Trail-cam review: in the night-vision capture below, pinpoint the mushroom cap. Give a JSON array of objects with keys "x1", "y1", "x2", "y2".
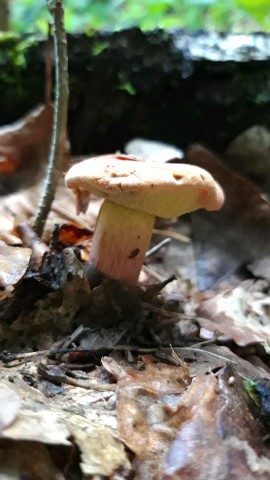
[{"x1": 65, "y1": 154, "x2": 224, "y2": 217}]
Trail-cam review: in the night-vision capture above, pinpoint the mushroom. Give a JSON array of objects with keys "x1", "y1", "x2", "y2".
[{"x1": 65, "y1": 154, "x2": 224, "y2": 286}]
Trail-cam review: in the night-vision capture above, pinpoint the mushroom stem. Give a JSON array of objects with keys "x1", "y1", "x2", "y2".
[{"x1": 89, "y1": 199, "x2": 155, "y2": 285}]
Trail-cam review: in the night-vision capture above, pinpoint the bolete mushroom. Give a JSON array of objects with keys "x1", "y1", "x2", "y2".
[{"x1": 65, "y1": 154, "x2": 224, "y2": 286}]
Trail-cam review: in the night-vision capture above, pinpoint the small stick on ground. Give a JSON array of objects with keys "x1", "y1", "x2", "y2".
[
  {"x1": 152, "y1": 228, "x2": 190, "y2": 243},
  {"x1": 145, "y1": 237, "x2": 171, "y2": 258},
  {"x1": 33, "y1": 0, "x2": 69, "y2": 236}
]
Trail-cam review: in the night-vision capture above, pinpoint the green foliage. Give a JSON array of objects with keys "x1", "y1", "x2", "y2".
[
  {"x1": 235, "y1": 0, "x2": 270, "y2": 27},
  {"x1": 0, "y1": 34, "x2": 38, "y2": 108},
  {"x1": 243, "y1": 378, "x2": 260, "y2": 407},
  {"x1": 10, "y1": 1, "x2": 49, "y2": 34},
  {"x1": 10, "y1": 0, "x2": 269, "y2": 33}
]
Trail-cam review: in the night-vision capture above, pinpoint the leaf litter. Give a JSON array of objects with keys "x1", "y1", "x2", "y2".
[{"x1": 1, "y1": 108, "x2": 270, "y2": 478}]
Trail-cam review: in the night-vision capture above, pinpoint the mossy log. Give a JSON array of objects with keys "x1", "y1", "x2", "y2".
[{"x1": 1, "y1": 29, "x2": 270, "y2": 155}]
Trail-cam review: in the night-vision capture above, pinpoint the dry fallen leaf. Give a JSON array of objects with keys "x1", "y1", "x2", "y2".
[
  {"x1": 197, "y1": 280, "x2": 270, "y2": 346},
  {"x1": 186, "y1": 144, "x2": 270, "y2": 289},
  {"x1": 170, "y1": 344, "x2": 270, "y2": 381},
  {"x1": 58, "y1": 222, "x2": 93, "y2": 246},
  {"x1": 116, "y1": 356, "x2": 191, "y2": 478},
  {"x1": 0, "y1": 104, "x2": 53, "y2": 178},
  {"x1": 0, "y1": 166, "x2": 100, "y2": 240},
  {"x1": 204, "y1": 344, "x2": 270, "y2": 381},
  {"x1": 0, "y1": 363, "x2": 130, "y2": 479},
  {"x1": 0, "y1": 387, "x2": 21, "y2": 433},
  {"x1": 68, "y1": 415, "x2": 129, "y2": 477},
  {"x1": 162, "y1": 366, "x2": 270, "y2": 480},
  {"x1": 0, "y1": 240, "x2": 31, "y2": 297}
]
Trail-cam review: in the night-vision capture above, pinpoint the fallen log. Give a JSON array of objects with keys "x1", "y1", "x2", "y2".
[{"x1": 0, "y1": 29, "x2": 270, "y2": 155}]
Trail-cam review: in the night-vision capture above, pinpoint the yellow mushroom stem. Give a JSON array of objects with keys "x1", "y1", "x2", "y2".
[{"x1": 89, "y1": 199, "x2": 155, "y2": 285}]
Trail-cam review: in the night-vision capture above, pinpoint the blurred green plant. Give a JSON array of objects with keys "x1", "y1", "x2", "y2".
[
  {"x1": 9, "y1": 0, "x2": 269, "y2": 33},
  {"x1": 235, "y1": 0, "x2": 270, "y2": 28}
]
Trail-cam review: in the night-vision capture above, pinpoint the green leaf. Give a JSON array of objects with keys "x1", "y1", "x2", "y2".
[{"x1": 235, "y1": 0, "x2": 270, "y2": 23}]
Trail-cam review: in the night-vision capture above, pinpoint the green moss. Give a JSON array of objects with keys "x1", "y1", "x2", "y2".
[
  {"x1": 92, "y1": 39, "x2": 109, "y2": 56},
  {"x1": 116, "y1": 72, "x2": 136, "y2": 96},
  {"x1": 232, "y1": 70, "x2": 270, "y2": 104}
]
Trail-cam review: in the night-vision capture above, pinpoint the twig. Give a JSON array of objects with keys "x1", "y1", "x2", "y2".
[
  {"x1": 141, "y1": 265, "x2": 167, "y2": 282},
  {"x1": 33, "y1": 0, "x2": 69, "y2": 236},
  {"x1": 146, "y1": 237, "x2": 171, "y2": 258},
  {"x1": 152, "y1": 228, "x2": 190, "y2": 243},
  {"x1": 38, "y1": 362, "x2": 116, "y2": 390},
  {"x1": 45, "y1": 22, "x2": 52, "y2": 105},
  {"x1": 142, "y1": 302, "x2": 212, "y2": 323}
]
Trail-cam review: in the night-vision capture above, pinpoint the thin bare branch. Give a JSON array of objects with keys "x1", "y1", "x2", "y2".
[{"x1": 33, "y1": 0, "x2": 69, "y2": 236}]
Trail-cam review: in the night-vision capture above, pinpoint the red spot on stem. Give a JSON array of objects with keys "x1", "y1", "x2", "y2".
[{"x1": 128, "y1": 248, "x2": 140, "y2": 259}]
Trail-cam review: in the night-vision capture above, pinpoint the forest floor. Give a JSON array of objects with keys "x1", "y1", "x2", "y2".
[{"x1": 0, "y1": 104, "x2": 270, "y2": 479}]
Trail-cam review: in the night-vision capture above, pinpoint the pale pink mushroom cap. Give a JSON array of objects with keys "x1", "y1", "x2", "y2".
[{"x1": 65, "y1": 154, "x2": 224, "y2": 217}]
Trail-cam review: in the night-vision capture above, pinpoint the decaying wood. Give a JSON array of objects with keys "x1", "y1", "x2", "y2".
[{"x1": 0, "y1": 30, "x2": 269, "y2": 157}]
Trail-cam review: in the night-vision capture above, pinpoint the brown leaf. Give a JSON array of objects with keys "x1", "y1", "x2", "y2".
[
  {"x1": 187, "y1": 144, "x2": 268, "y2": 214},
  {"x1": 68, "y1": 416, "x2": 130, "y2": 477},
  {"x1": 0, "y1": 163, "x2": 99, "y2": 241},
  {"x1": 58, "y1": 223, "x2": 93, "y2": 246},
  {"x1": 0, "y1": 241, "x2": 31, "y2": 296},
  {"x1": 186, "y1": 144, "x2": 270, "y2": 289},
  {"x1": 197, "y1": 280, "x2": 270, "y2": 346},
  {"x1": 117, "y1": 358, "x2": 191, "y2": 478},
  {"x1": 0, "y1": 232, "x2": 22, "y2": 246},
  {"x1": 0, "y1": 104, "x2": 53, "y2": 175},
  {"x1": 203, "y1": 344, "x2": 270, "y2": 381},
  {"x1": 162, "y1": 367, "x2": 270, "y2": 480}
]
